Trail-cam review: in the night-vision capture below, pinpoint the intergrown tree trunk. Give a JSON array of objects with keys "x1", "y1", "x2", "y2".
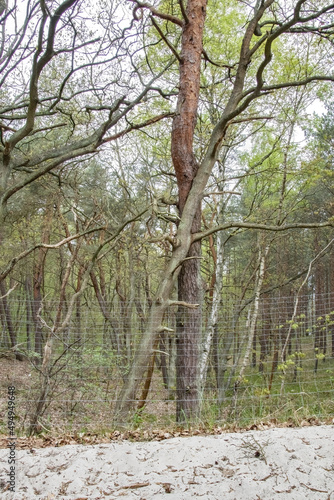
[
  {"x1": 115, "y1": 0, "x2": 319, "y2": 421},
  {"x1": 171, "y1": 0, "x2": 207, "y2": 422}
]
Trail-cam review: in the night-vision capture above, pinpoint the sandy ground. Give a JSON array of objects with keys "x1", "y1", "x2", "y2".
[{"x1": 0, "y1": 425, "x2": 333, "y2": 499}]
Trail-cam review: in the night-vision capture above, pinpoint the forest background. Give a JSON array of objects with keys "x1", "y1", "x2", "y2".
[{"x1": 0, "y1": 0, "x2": 334, "y2": 436}]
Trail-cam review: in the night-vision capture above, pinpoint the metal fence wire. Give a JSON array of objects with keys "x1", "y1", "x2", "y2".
[{"x1": 1, "y1": 293, "x2": 334, "y2": 434}]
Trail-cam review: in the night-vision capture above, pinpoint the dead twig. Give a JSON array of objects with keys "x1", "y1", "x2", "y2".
[{"x1": 119, "y1": 482, "x2": 150, "y2": 490}]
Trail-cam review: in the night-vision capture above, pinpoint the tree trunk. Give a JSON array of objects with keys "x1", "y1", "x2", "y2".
[
  {"x1": 0, "y1": 280, "x2": 18, "y2": 355},
  {"x1": 32, "y1": 206, "x2": 52, "y2": 359},
  {"x1": 235, "y1": 242, "x2": 269, "y2": 387},
  {"x1": 259, "y1": 296, "x2": 271, "y2": 372},
  {"x1": 159, "y1": 332, "x2": 169, "y2": 388},
  {"x1": 25, "y1": 277, "x2": 33, "y2": 351},
  {"x1": 176, "y1": 231, "x2": 202, "y2": 421},
  {"x1": 90, "y1": 270, "x2": 120, "y2": 351},
  {"x1": 199, "y1": 211, "x2": 224, "y2": 389},
  {"x1": 171, "y1": 0, "x2": 207, "y2": 423}
]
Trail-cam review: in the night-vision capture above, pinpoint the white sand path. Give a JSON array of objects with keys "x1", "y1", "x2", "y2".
[{"x1": 0, "y1": 425, "x2": 333, "y2": 499}]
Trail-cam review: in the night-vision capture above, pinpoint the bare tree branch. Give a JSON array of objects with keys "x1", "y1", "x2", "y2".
[
  {"x1": 0, "y1": 206, "x2": 150, "y2": 281},
  {"x1": 129, "y1": 0, "x2": 183, "y2": 26},
  {"x1": 193, "y1": 220, "x2": 334, "y2": 243}
]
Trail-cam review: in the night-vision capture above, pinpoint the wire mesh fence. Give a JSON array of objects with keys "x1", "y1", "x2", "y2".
[{"x1": 1, "y1": 292, "x2": 334, "y2": 435}]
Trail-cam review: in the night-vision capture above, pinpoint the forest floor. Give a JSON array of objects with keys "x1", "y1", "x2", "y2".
[{"x1": 0, "y1": 424, "x2": 333, "y2": 499}]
